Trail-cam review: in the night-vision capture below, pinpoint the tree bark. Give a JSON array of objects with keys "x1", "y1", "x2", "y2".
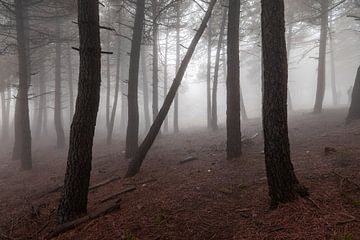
[
  {"x1": 105, "y1": 8, "x2": 111, "y2": 130},
  {"x1": 141, "y1": 47, "x2": 151, "y2": 130},
  {"x1": 313, "y1": 0, "x2": 328, "y2": 113},
  {"x1": 174, "y1": 1, "x2": 181, "y2": 134},
  {"x1": 67, "y1": 46, "x2": 75, "y2": 121},
  {"x1": 125, "y1": 0, "x2": 217, "y2": 177},
  {"x1": 346, "y1": 66, "x2": 360, "y2": 123},
  {"x1": 211, "y1": 6, "x2": 227, "y2": 131},
  {"x1": 152, "y1": 0, "x2": 159, "y2": 122},
  {"x1": 125, "y1": 0, "x2": 145, "y2": 158},
  {"x1": 35, "y1": 60, "x2": 46, "y2": 138},
  {"x1": 54, "y1": 17, "x2": 65, "y2": 148},
  {"x1": 163, "y1": 27, "x2": 169, "y2": 133},
  {"x1": 329, "y1": 11, "x2": 337, "y2": 106},
  {"x1": 106, "y1": 38, "x2": 121, "y2": 145},
  {"x1": 13, "y1": 0, "x2": 32, "y2": 169},
  {"x1": 207, "y1": 19, "x2": 212, "y2": 129},
  {"x1": 226, "y1": 0, "x2": 241, "y2": 159},
  {"x1": 57, "y1": 0, "x2": 101, "y2": 223},
  {"x1": 286, "y1": 23, "x2": 294, "y2": 111},
  {"x1": 1, "y1": 89, "x2": 9, "y2": 139},
  {"x1": 261, "y1": 0, "x2": 308, "y2": 205}
]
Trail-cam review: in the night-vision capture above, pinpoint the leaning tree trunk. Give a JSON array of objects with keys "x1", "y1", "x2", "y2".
[
  {"x1": 107, "y1": 38, "x2": 121, "y2": 145},
  {"x1": 126, "y1": 0, "x2": 217, "y2": 177},
  {"x1": 141, "y1": 47, "x2": 151, "y2": 130},
  {"x1": 207, "y1": 20, "x2": 212, "y2": 129},
  {"x1": 226, "y1": 0, "x2": 241, "y2": 159},
  {"x1": 174, "y1": 1, "x2": 181, "y2": 134},
  {"x1": 57, "y1": 0, "x2": 102, "y2": 224},
  {"x1": 125, "y1": 0, "x2": 145, "y2": 158},
  {"x1": 346, "y1": 66, "x2": 360, "y2": 124},
  {"x1": 211, "y1": 6, "x2": 227, "y2": 131},
  {"x1": 313, "y1": 0, "x2": 328, "y2": 113},
  {"x1": 54, "y1": 17, "x2": 65, "y2": 148},
  {"x1": 163, "y1": 27, "x2": 169, "y2": 133},
  {"x1": 13, "y1": 0, "x2": 32, "y2": 169},
  {"x1": 152, "y1": 0, "x2": 159, "y2": 122},
  {"x1": 261, "y1": 0, "x2": 308, "y2": 206}
]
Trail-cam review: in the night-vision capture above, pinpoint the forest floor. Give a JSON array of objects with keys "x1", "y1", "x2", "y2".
[{"x1": 0, "y1": 108, "x2": 360, "y2": 240}]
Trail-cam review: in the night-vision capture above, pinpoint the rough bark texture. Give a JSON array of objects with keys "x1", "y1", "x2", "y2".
[
  {"x1": 152, "y1": 0, "x2": 159, "y2": 122},
  {"x1": 226, "y1": 0, "x2": 241, "y2": 159},
  {"x1": 57, "y1": 0, "x2": 101, "y2": 223},
  {"x1": 346, "y1": 66, "x2": 360, "y2": 124},
  {"x1": 54, "y1": 17, "x2": 65, "y2": 148},
  {"x1": 125, "y1": 0, "x2": 217, "y2": 177},
  {"x1": 107, "y1": 39, "x2": 121, "y2": 145},
  {"x1": 13, "y1": 0, "x2": 32, "y2": 169},
  {"x1": 207, "y1": 20, "x2": 212, "y2": 129},
  {"x1": 141, "y1": 47, "x2": 151, "y2": 130},
  {"x1": 211, "y1": 6, "x2": 227, "y2": 131},
  {"x1": 261, "y1": 0, "x2": 308, "y2": 205},
  {"x1": 125, "y1": 0, "x2": 145, "y2": 158},
  {"x1": 313, "y1": 0, "x2": 328, "y2": 113}
]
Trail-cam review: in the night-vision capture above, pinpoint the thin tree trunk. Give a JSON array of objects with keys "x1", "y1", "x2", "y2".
[
  {"x1": 174, "y1": 1, "x2": 180, "y2": 134},
  {"x1": 346, "y1": 66, "x2": 360, "y2": 123},
  {"x1": 207, "y1": 20, "x2": 212, "y2": 129},
  {"x1": 329, "y1": 11, "x2": 337, "y2": 106},
  {"x1": 125, "y1": 0, "x2": 217, "y2": 177},
  {"x1": 54, "y1": 17, "x2": 65, "y2": 148},
  {"x1": 141, "y1": 47, "x2": 151, "y2": 130},
  {"x1": 211, "y1": 6, "x2": 227, "y2": 131},
  {"x1": 57, "y1": 0, "x2": 102, "y2": 223},
  {"x1": 240, "y1": 86, "x2": 248, "y2": 120},
  {"x1": 226, "y1": 0, "x2": 241, "y2": 159},
  {"x1": 261, "y1": 0, "x2": 308, "y2": 205},
  {"x1": 67, "y1": 46, "x2": 75, "y2": 120},
  {"x1": 163, "y1": 27, "x2": 169, "y2": 133},
  {"x1": 1, "y1": 89, "x2": 9, "y2": 139},
  {"x1": 106, "y1": 8, "x2": 111, "y2": 130},
  {"x1": 13, "y1": 0, "x2": 32, "y2": 169},
  {"x1": 125, "y1": 0, "x2": 145, "y2": 158},
  {"x1": 35, "y1": 60, "x2": 45, "y2": 138},
  {"x1": 152, "y1": 0, "x2": 159, "y2": 122},
  {"x1": 286, "y1": 23, "x2": 294, "y2": 111},
  {"x1": 313, "y1": 0, "x2": 328, "y2": 113},
  {"x1": 107, "y1": 38, "x2": 121, "y2": 145}
]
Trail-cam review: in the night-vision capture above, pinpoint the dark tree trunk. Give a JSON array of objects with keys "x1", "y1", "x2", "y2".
[
  {"x1": 174, "y1": 1, "x2": 180, "y2": 134},
  {"x1": 35, "y1": 60, "x2": 46, "y2": 138},
  {"x1": 13, "y1": 0, "x2": 32, "y2": 169},
  {"x1": 57, "y1": 0, "x2": 101, "y2": 223},
  {"x1": 152, "y1": 0, "x2": 159, "y2": 122},
  {"x1": 125, "y1": 0, "x2": 145, "y2": 158},
  {"x1": 141, "y1": 47, "x2": 151, "y2": 130},
  {"x1": 211, "y1": 6, "x2": 227, "y2": 131},
  {"x1": 207, "y1": 20, "x2": 212, "y2": 129},
  {"x1": 107, "y1": 38, "x2": 121, "y2": 145},
  {"x1": 67, "y1": 46, "x2": 75, "y2": 120},
  {"x1": 163, "y1": 27, "x2": 169, "y2": 133},
  {"x1": 261, "y1": 0, "x2": 308, "y2": 206},
  {"x1": 313, "y1": 0, "x2": 328, "y2": 113},
  {"x1": 286, "y1": 23, "x2": 294, "y2": 111},
  {"x1": 226, "y1": 0, "x2": 241, "y2": 159},
  {"x1": 54, "y1": 17, "x2": 65, "y2": 148},
  {"x1": 346, "y1": 66, "x2": 360, "y2": 123},
  {"x1": 125, "y1": 0, "x2": 217, "y2": 177}
]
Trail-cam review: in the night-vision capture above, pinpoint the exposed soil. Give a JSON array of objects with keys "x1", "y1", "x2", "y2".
[{"x1": 0, "y1": 108, "x2": 359, "y2": 240}]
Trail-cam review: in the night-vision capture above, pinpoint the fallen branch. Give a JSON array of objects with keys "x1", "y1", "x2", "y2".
[
  {"x1": 99, "y1": 187, "x2": 137, "y2": 204},
  {"x1": 47, "y1": 199, "x2": 121, "y2": 239},
  {"x1": 305, "y1": 196, "x2": 320, "y2": 209},
  {"x1": 179, "y1": 156, "x2": 198, "y2": 165},
  {"x1": 89, "y1": 176, "x2": 121, "y2": 192}
]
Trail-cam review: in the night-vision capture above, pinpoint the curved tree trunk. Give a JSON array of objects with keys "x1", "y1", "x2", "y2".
[
  {"x1": 126, "y1": 0, "x2": 217, "y2": 177},
  {"x1": 125, "y1": 0, "x2": 145, "y2": 158},
  {"x1": 261, "y1": 0, "x2": 308, "y2": 205},
  {"x1": 211, "y1": 6, "x2": 227, "y2": 131},
  {"x1": 313, "y1": 0, "x2": 328, "y2": 114},
  {"x1": 57, "y1": 0, "x2": 101, "y2": 224}
]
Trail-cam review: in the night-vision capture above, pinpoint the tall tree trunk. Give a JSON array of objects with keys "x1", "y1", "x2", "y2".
[
  {"x1": 67, "y1": 46, "x2": 75, "y2": 120},
  {"x1": 57, "y1": 0, "x2": 101, "y2": 223},
  {"x1": 226, "y1": 0, "x2": 241, "y2": 159},
  {"x1": 240, "y1": 86, "x2": 248, "y2": 120},
  {"x1": 13, "y1": 0, "x2": 32, "y2": 169},
  {"x1": 107, "y1": 38, "x2": 121, "y2": 145},
  {"x1": 313, "y1": 0, "x2": 328, "y2": 113},
  {"x1": 163, "y1": 27, "x2": 169, "y2": 133},
  {"x1": 329, "y1": 11, "x2": 337, "y2": 106},
  {"x1": 105, "y1": 8, "x2": 111, "y2": 130},
  {"x1": 125, "y1": 0, "x2": 145, "y2": 158},
  {"x1": 261, "y1": 0, "x2": 308, "y2": 205},
  {"x1": 207, "y1": 20, "x2": 212, "y2": 129},
  {"x1": 35, "y1": 60, "x2": 45, "y2": 138},
  {"x1": 54, "y1": 17, "x2": 65, "y2": 148},
  {"x1": 286, "y1": 23, "x2": 294, "y2": 111},
  {"x1": 120, "y1": 65, "x2": 127, "y2": 133},
  {"x1": 141, "y1": 47, "x2": 151, "y2": 130},
  {"x1": 125, "y1": 0, "x2": 217, "y2": 177},
  {"x1": 1, "y1": 89, "x2": 9, "y2": 139},
  {"x1": 174, "y1": 1, "x2": 180, "y2": 134},
  {"x1": 346, "y1": 66, "x2": 360, "y2": 123},
  {"x1": 211, "y1": 6, "x2": 227, "y2": 131},
  {"x1": 152, "y1": 0, "x2": 159, "y2": 122}
]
